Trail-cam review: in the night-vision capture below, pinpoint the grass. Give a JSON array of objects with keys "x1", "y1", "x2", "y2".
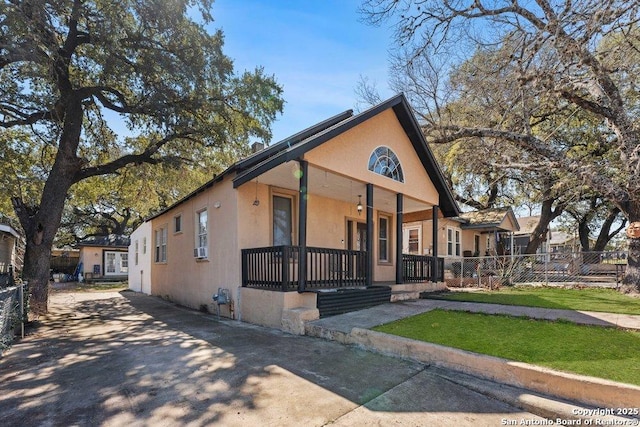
[
  {"x1": 50, "y1": 281, "x2": 128, "y2": 292},
  {"x1": 373, "y1": 309, "x2": 640, "y2": 386},
  {"x1": 424, "y1": 286, "x2": 640, "y2": 315}
]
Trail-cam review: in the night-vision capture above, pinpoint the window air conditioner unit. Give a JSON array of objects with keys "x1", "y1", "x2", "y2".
[{"x1": 194, "y1": 247, "x2": 208, "y2": 258}]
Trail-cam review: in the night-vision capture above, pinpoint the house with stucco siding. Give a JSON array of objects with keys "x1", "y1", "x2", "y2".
[{"x1": 131, "y1": 94, "x2": 461, "y2": 333}]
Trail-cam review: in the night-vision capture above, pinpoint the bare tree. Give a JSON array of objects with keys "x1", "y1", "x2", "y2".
[{"x1": 362, "y1": 0, "x2": 640, "y2": 291}]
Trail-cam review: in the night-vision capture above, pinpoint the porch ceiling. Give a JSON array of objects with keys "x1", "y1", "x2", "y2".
[{"x1": 248, "y1": 161, "x2": 432, "y2": 214}]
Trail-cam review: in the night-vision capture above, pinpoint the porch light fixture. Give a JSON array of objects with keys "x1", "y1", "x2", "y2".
[
  {"x1": 357, "y1": 195, "x2": 363, "y2": 216},
  {"x1": 253, "y1": 179, "x2": 260, "y2": 206}
]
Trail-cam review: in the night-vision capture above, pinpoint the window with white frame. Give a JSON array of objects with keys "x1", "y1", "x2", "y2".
[
  {"x1": 106, "y1": 252, "x2": 116, "y2": 274},
  {"x1": 447, "y1": 227, "x2": 461, "y2": 256},
  {"x1": 154, "y1": 227, "x2": 167, "y2": 263},
  {"x1": 368, "y1": 146, "x2": 404, "y2": 182},
  {"x1": 105, "y1": 251, "x2": 128, "y2": 275},
  {"x1": 403, "y1": 226, "x2": 421, "y2": 254},
  {"x1": 196, "y1": 209, "x2": 208, "y2": 255},
  {"x1": 135, "y1": 240, "x2": 139, "y2": 266},
  {"x1": 408, "y1": 228, "x2": 420, "y2": 253},
  {"x1": 120, "y1": 253, "x2": 128, "y2": 273}
]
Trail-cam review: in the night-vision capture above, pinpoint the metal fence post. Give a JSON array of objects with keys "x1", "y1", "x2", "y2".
[
  {"x1": 19, "y1": 282, "x2": 24, "y2": 339},
  {"x1": 544, "y1": 253, "x2": 549, "y2": 285}
]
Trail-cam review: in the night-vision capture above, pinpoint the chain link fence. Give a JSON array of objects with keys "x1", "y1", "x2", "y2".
[
  {"x1": 1, "y1": 265, "x2": 25, "y2": 354},
  {"x1": 443, "y1": 251, "x2": 627, "y2": 289}
]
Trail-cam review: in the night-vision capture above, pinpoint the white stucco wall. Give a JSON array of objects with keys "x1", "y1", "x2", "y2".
[{"x1": 129, "y1": 221, "x2": 152, "y2": 294}]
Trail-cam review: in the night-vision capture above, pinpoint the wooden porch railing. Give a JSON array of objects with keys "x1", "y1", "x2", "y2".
[
  {"x1": 241, "y1": 246, "x2": 367, "y2": 291},
  {"x1": 241, "y1": 247, "x2": 444, "y2": 291},
  {"x1": 402, "y1": 254, "x2": 444, "y2": 282}
]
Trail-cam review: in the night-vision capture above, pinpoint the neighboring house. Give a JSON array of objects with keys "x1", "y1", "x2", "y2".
[
  {"x1": 0, "y1": 222, "x2": 22, "y2": 285},
  {"x1": 403, "y1": 207, "x2": 520, "y2": 270},
  {"x1": 77, "y1": 235, "x2": 130, "y2": 281},
  {"x1": 548, "y1": 230, "x2": 596, "y2": 253},
  {"x1": 128, "y1": 221, "x2": 152, "y2": 294},
  {"x1": 513, "y1": 216, "x2": 549, "y2": 255},
  {"x1": 134, "y1": 94, "x2": 460, "y2": 331}
]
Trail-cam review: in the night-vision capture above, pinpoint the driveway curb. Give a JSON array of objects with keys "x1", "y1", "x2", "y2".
[{"x1": 348, "y1": 327, "x2": 640, "y2": 411}]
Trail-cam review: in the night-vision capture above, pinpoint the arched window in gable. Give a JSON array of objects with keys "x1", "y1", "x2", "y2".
[{"x1": 368, "y1": 146, "x2": 404, "y2": 182}]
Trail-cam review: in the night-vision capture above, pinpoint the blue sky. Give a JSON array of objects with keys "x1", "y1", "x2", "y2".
[{"x1": 210, "y1": 0, "x2": 396, "y2": 144}]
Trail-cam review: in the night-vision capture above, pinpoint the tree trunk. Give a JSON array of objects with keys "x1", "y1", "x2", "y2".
[
  {"x1": 16, "y1": 177, "x2": 74, "y2": 316},
  {"x1": 14, "y1": 98, "x2": 84, "y2": 316},
  {"x1": 21, "y1": 241, "x2": 53, "y2": 316},
  {"x1": 622, "y1": 205, "x2": 640, "y2": 293},
  {"x1": 623, "y1": 237, "x2": 640, "y2": 292},
  {"x1": 524, "y1": 196, "x2": 563, "y2": 254}
]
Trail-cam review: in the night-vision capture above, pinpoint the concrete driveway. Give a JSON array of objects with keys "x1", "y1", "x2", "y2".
[{"x1": 0, "y1": 290, "x2": 542, "y2": 426}]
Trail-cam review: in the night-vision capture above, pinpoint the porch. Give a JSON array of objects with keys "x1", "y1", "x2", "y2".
[{"x1": 241, "y1": 245, "x2": 444, "y2": 291}]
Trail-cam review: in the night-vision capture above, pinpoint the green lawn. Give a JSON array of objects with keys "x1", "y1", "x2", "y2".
[
  {"x1": 373, "y1": 309, "x2": 640, "y2": 386},
  {"x1": 424, "y1": 286, "x2": 640, "y2": 315}
]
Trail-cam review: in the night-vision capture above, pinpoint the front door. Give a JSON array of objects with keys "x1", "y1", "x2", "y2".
[
  {"x1": 347, "y1": 220, "x2": 367, "y2": 279},
  {"x1": 105, "y1": 251, "x2": 128, "y2": 276}
]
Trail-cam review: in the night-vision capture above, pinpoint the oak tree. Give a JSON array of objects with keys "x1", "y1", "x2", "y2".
[{"x1": 1, "y1": 0, "x2": 284, "y2": 313}]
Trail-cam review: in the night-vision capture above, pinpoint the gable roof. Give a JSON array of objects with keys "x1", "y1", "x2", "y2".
[
  {"x1": 0, "y1": 223, "x2": 20, "y2": 239},
  {"x1": 76, "y1": 234, "x2": 130, "y2": 248},
  {"x1": 514, "y1": 216, "x2": 541, "y2": 236},
  {"x1": 233, "y1": 94, "x2": 458, "y2": 216},
  {"x1": 458, "y1": 207, "x2": 520, "y2": 232},
  {"x1": 148, "y1": 94, "x2": 459, "y2": 220}
]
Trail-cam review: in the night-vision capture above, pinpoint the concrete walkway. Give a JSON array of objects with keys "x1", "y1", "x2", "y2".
[
  {"x1": 306, "y1": 299, "x2": 640, "y2": 418},
  {"x1": 307, "y1": 298, "x2": 640, "y2": 334}
]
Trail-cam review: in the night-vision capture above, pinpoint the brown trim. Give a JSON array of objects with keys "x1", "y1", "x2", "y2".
[{"x1": 377, "y1": 211, "x2": 393, "y2": 265}]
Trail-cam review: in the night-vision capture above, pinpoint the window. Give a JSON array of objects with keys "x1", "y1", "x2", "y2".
[
  {"x1": 378, "y1": 215, "x2": 391, "y2": 262},
  {"x1": 408, "y1": 229, "x2": 419, "y2": 254},
  {"x1": 403, "y1": 226, "x2": 421, "y2": 254},
  {"x1": 155, "y1": 227, "x2": 167, "y2": 263},
  {"x1": 143, "y1": 237, "x2": 147, "y2": 254},
  {"x1": 273, "y1": 195, "x2": 293, "y2": 246},
  {"x1": 447, "y1": 227, "x2": 461, "y2": 256},
  {"x1": 197, "y1": 210, "x2": 208, "y2": 250},
  {"x1": 135, "y1": 240, "x2": 139, "y2": 266},
  {"x1": 174, "y1": 215, "x2": 182, "y2": 233},
  {"x1": 474, "y1": 235, "x2": 480, "y2": 256},
  {"x1": 120, "y1": 253, "x2": 128, "y2": 273},
  {"x1": 368, "y1": 146, "x2": 404, "y2": 182},
  {"x1": 106, "y1": 252, "x2": 116, "y2": 274},
  {"x1": 105, "y1": 252, "x2": 127, "y2": 275}
]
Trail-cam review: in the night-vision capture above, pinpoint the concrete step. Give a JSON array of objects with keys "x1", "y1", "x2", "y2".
[
  {"x1": 390, "y1": 290, "x2": 420, "y2": 302},
  {"x1": 390, "y1": 282, "x2": 446, "y2": 295}
]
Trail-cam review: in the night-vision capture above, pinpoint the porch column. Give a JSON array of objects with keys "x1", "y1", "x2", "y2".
[
  {"x1": 298, "y1": 159, "x2": 308, "y2": 292},
  {"x1": 431, "y1": 205, "x2": 439, "y2": 282},
  {"x1": 396, "y1": 193, "x2": 403, "y2": 284},
  {"x1": 366, "y1": 183, "x2": 373, "y2": 286}
]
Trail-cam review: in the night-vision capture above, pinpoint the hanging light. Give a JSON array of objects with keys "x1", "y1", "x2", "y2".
[
  {"x1": 357, "y1": 195, "x2": 363, "y2": 216},
  {"x1": 253, "y1": 179, "x2": 260, "y2": 206}
]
